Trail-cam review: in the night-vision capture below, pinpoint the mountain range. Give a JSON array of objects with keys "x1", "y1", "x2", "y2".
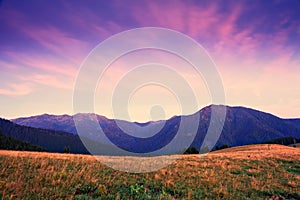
[{"x1": 1, "y1": 105, "x2": 299, "y2": 155}]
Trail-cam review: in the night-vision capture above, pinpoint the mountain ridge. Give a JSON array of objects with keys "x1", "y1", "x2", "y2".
[
  {"x1": 11, "y1": 104, "x2": 297, "y2": 124},
  {"x1": 9, "y1": 105, "x2": 300, "y2": 153}
]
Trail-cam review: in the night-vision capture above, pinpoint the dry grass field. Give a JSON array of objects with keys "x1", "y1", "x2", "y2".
[{"x1": 0, "y1": 144, "x2": 299, "y2": 199}]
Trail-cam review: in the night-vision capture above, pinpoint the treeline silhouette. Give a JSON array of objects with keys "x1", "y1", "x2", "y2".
[
  {"x1": 0, "y1": 130, "x2": 45, "y2": 151},
  {"x1": 264, "y1": 136, "x2": 300, "y2": 145}
]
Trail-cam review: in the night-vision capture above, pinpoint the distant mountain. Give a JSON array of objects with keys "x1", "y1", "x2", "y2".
[
  {"x1": 0, "y1": 118, "x2": 91, "y2": 154},
  {"x1": 205, "y1": 106, "x2": 300, "y2": 147},
  {"x1": 11, "y1": 105, "x2": 300, "y2": 153},
  {"x1": 0, "y1": 130, "x2": 45, "y2": 151},
  {"x1": 12, "y1": 114, "x2": 78, "y2": 135}
]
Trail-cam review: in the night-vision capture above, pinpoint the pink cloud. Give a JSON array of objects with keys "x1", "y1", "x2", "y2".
[
  {"x1": 61, "y1": 1, "x2": 124, "y2": 39},
  {"x1": 0, "y1": 60, "x2": 18, "y2": 70},
  {"x1": 20, "y1": 73, "x2": 74, "y2": 90},
  {"x1": 0, "y1": 83, "x2": 33, "y2": 96},
  {"x1": 4, "y1": 51, "x2": 77, "y2": 77},
  {"x1": 130, "y1": 1, "x2": 186, "y2": 32},
  {"x1": 2, "y1": 9, "x2": 92, "y2": 65},
  {"x1": 128, "y1": 1, "x2": 254, "y2": 62},
  {"x1": 130, "y1": 1, "x2": 241, "y2": 41},
  {"x1": 20, "y1": 26, "x2": 90, "y2": 65},
  {"x1": 128, "y1": 1, "x2": 298, "y2": 73}
]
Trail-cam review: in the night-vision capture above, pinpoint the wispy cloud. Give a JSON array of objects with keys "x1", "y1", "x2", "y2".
[
  {"x1": 3, "y1": 51, "x2": 77, "y2": 77},
  {"x1": 128, "y1": 0, "x2": 300, "y2": 70},
  {"x1": 21, "y1": 26, "x2": 90, "y2": 64},
  {"x1": 20, "y1": 73, "x2": 74, "y2": 90},
  {"x1": 0, "y1": 83, "x2": 32, "y2": 96},
  {"x1": 0, "y1": 60, "x2": 18, "y2": 70}
]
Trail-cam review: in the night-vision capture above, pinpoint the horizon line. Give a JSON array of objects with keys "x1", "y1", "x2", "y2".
[{"x1": 6, "y1": 104, "x2": 300, "y2": 123}]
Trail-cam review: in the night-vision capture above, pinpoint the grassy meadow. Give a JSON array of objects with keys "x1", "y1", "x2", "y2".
[{"x1": 0, "y1": 144, "x2": 299, "y2": 199}]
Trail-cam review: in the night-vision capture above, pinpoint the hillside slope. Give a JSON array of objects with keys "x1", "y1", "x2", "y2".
[
  {"x1": 0, "y1": 130, "x2": 45, "y2": 151},
  {"x1": 0, "y1": 118, "x2": 89, "y2": 154}
]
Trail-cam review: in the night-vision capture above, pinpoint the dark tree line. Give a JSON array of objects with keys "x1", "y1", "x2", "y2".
[{"x1": 0, "y1": 130, "x2": 45, "y2": 151}]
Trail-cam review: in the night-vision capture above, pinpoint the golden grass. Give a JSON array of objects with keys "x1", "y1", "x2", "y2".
[
  {"x1": 0, "y1": 144, "x2": 299, "y2": 199},
  {"x1": 209, "y1": 144, "x2": 300, "y2": 159}
]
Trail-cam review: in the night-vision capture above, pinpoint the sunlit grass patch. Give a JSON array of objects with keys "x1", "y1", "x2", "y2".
[{"x1": 0, "y1": 144, "x2": 299, "y2": 199}]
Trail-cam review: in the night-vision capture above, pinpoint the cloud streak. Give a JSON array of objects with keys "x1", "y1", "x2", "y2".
[{"x1": 0, "y1": 83, "x2": 32, "y2": 96}]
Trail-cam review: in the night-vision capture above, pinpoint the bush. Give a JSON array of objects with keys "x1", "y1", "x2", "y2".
[
  {"x1": 184, "y1": 147, "x2": 199, "y2": 154},
  {"x1": 64, "y1": 146, "x2": 70, "y2": 153},
  {"x1": 220, "y1": 144, "x2": 229, "y2": 150}
]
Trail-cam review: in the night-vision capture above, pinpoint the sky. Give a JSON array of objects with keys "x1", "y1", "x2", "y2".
[{"x1": 0, "y1": 0, "x2": 300, "y2": 121}]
